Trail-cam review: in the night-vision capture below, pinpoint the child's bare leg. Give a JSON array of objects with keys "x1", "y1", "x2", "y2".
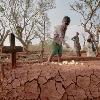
[
  {"x1": 77, "y1": 51, "x2": 81, "y2": 57},
  {"x1": 47, "y1": 54, "x2": 54, "y2": 63},
  {"x1": 58, "y1": 54, "x2": 62, "y2": 62}
]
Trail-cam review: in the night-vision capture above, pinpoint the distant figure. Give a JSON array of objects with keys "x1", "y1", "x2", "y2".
[
  {"x1": 88, "y1": 34, "x2": 97, "y2": 55},
  {"x1": 86, "y1": 38, "x2": 96, "y2": 57},
  {"x1": 27, "y1": 41, "x2": 33, "y2": 52},
  {"x1": 72, "y1": 32, "x2": 81, "y2": 57},
  {"x1": 47, "y1": 16, "x2": 70, "y2": 63}
]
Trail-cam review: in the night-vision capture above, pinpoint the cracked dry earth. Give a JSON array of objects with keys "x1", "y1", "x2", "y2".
[{"x1": 0, "y1": 61, "x2": 100, "y2": 100}]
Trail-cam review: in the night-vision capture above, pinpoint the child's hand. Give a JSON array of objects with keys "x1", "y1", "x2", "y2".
[{"x1": 64, "y1": 43, "x2": 70, "y2": 48}]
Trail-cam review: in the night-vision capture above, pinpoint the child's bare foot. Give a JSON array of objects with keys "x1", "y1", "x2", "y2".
[{"x1": 43, "y1": 61, "x2": 50, "y2": 65}]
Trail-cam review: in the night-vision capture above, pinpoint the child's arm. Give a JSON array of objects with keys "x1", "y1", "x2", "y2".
[{"x1": 71, "y1": 36, "x2": 76, "y2": 41}]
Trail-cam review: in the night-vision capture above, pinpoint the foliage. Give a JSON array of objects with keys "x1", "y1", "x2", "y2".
[
  {"x1": 0, "y1": 0, "x2": 55, "y2": 49},
  {"x1": 70, "y1": 0, "x2": 100, "y2": 52},
  {"x1": 70, "y1": 0, "x2": 100, "y2": 35}
]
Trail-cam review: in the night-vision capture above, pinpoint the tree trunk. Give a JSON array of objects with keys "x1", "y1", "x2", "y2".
[{"x1": 41, "y1": 41, "x2": 44, "y2": 59}]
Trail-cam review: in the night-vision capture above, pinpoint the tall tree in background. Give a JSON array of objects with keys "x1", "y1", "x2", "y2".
[
  {"x1": 0, "y1": 20, "x2": 10, "y2": 46},
  {"x1": 70, "y1": 0, "x2": 100, "y2": 52},
  {"x1": 0, "y1": 5, "x2": 10, "y2": 46},
  {"x1": 34, "y1": 12, "x2": 51, "y2": 58},
  {"x1": 0, "y1": 0, "x2": 55, "y2": 49}
]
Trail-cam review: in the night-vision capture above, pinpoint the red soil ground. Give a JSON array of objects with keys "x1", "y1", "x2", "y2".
[{"x1": 0, "y1": 53, "x2": 100, "y2": 100}]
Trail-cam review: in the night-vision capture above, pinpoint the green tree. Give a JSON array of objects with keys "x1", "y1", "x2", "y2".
[
  {"x1": 0, "y1": 20, "x2": 10, "y2": 46},
  {"x1": 0, "y1": 0, "x2": 55, "y2": 49},
  {"x1": 70, "y1": 0, "x2": 100, "y2": 52},
  {"x1": 34, "y1": 12, "x2": 51, "y2": 58}
]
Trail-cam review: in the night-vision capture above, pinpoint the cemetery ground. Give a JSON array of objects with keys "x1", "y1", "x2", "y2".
[{"x1": 0, "y1": 51, "x2": 100, "y2": 100}]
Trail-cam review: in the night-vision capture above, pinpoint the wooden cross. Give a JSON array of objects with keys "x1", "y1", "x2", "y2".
[
  {"x1": 0, "y1": 33, "x2": 22, "y2": 68},
  {"x1": 0, "y1": 33, "x2": 23, "y2": 78},
  {"x1": 10, "y1": 33, "x2": 16, "y2": 68}
]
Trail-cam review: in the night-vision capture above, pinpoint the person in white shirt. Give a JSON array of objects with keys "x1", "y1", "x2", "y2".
[{"x1": 86, "y1": 38, "x2": 96, "y2": 57}]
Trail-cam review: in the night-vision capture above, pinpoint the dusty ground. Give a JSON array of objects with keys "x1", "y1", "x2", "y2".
[{"x1": 0, "y1": 53, "x2": 100, "y2": 100}]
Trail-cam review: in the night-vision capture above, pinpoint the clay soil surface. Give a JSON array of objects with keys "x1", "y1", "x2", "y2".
[{"x1": 0, "y1": 53, "x2": 100, "y2": 100}]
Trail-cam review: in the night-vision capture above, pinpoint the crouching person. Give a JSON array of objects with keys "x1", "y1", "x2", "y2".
[{"x1": 86, "y1": 38, "x2": 96, "y2": 57}]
